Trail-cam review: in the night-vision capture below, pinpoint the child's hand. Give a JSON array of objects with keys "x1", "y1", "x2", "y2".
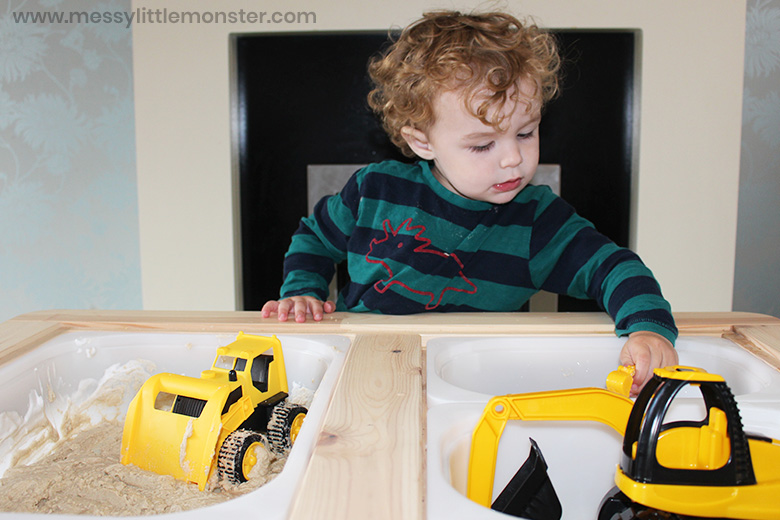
[
  {"x1": 261, "y1": 297, "x2": 336, "y2": 323},
  {"x1": 619, "y1": 331, "x2": 678, "y2": 397}
]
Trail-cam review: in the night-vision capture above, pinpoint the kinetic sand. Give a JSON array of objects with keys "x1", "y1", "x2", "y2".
[
  {"x1": 0, "y1": 421, "x2": 287, "y2": 515},
  {"x1": 0, "y1": 360, "x2": 309, "y2": 515}
]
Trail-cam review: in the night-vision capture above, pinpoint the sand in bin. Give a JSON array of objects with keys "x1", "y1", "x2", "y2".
[
  {"x1": 0, "y1": 421, "x2": 287, "y2": 515},
  {"x1": 0, "y1": 358, "x2": 313, "y2": 516}
]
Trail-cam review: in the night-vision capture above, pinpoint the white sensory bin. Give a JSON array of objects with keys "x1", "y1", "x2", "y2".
[
  {"x1": 426, "y1": 336, "x2": 780, "y2": 520},
  {"x1": 0, "y1": 331, "x2": 350, "y2": 520}
]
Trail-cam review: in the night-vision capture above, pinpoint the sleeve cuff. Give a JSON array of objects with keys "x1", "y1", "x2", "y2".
[{"x1": 617, "y1": 320, "x2": 678, "y2": 346}]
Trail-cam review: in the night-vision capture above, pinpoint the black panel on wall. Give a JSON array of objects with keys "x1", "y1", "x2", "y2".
[{"x1": 234, "y1": 30, "x2": 635, "y2": 312}]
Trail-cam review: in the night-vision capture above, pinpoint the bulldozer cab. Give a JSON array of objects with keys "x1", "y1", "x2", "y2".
[
  {"x1": 201, "y1": 333, "x2": 288, "y2": 398},
  {"x1": 213, "y1": 351, "x2": 269, "y2": 389}
]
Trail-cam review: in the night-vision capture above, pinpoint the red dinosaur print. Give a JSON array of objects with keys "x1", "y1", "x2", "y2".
[{"x1": 365, "y1": 218, "x2": 477, "y2": 309}]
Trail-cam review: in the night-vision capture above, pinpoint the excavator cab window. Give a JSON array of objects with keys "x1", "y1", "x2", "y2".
[
  {"x1": 235, "y1": 358, "x2": 247, "y2": 371},
  {"x1": 251, "y1": 354, "x2": 272, "y2": 392}
]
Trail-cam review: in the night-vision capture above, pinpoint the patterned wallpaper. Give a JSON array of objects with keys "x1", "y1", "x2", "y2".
[
  {"x1": 0, "y1": 0, "x2": 141, "y2": 322},
  {"x1": 734, "y1": 0, "x2": 780, "y2": 317}
]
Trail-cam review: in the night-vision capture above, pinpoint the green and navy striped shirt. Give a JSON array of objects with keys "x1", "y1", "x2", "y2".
[{"x1": 281, "y1": 160, "x2": 677, "y2": 343}]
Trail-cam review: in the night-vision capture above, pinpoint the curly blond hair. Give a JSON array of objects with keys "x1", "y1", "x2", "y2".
[{"x1": 368, "y1": 11, "x2": 560, "y2": 157}]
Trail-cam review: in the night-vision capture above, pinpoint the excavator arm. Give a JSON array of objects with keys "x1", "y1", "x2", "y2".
[{"x1": 467, "y1": 386, "x2": 634, "y2": 507}]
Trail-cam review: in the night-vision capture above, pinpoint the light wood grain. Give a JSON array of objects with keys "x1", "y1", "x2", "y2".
[
  {"x1": 7, "y1": 309, "x2": 348, "y2": 334},
  {"x1": 288, "y1": 334, "x2": 424, "y2": 520},
  {"x1": 730, "y1": 325, "x2": 780, "y2": 369},
  {"x1": 0, "y1": 320, "x2": 66, "y2": 365},
  {"x1": 9, "y1": 310, "x2": 776, "y2": 336}
]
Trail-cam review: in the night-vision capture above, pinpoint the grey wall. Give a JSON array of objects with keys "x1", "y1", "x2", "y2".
[{"x1": 734, "y1": 0, "x2": 780, "y2": 318}]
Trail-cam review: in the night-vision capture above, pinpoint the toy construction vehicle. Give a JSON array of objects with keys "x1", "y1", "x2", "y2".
[
  {"x1": 120, "y1": 332, "x2": 306, "y2": 490},
  {"x1": 468, "y1": 366, "x2": 780, "y2": 520}
]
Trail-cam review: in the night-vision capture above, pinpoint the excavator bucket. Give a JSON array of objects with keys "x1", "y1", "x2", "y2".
[{"x1": 491, "y1": 438, "x2": 562, "y2": 520}]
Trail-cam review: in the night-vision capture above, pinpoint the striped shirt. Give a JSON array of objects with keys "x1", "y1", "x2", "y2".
[{"x1": 281, "y1": 160, "x2": 677, "y2": 343}]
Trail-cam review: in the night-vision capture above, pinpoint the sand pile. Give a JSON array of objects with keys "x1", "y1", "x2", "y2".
[
  {"x1": 0, "y1": 360, "x2": 311, "y2": 515},
  {"x1": 0, "y1": 421, "x2": 286, "y2": 515}
]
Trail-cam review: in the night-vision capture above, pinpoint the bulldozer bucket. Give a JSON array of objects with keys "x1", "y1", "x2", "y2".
[{"x1": 120, "y1": 372, "x2": 240, "y2": 490}]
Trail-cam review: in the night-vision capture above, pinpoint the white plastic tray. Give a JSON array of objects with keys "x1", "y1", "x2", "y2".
[
  {"x1": 428, "y1": 403, "x2": 625, "y2": 520},
  {"x1": 426, "y1": 336, "x2": 780, "y2": 520},
  {"x1": 427, "y1": 336, "x2": 780, "y2": 405},
  {"x1": 0, "y1": 331, "x2": 351, "y2": 519}
]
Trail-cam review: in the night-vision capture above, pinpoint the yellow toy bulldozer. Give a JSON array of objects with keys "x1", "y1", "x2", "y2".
[{"x1": 120, "y1": 332, "x2": 306, "y2": 490}]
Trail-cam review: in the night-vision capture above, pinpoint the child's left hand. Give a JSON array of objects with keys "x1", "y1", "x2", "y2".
[{"x1": 619, "y1": 331, "x2": 678, "y2": 397}]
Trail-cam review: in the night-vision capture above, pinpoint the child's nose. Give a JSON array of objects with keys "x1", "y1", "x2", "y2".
[{"x1": 499, "y1": 142, "x2": 523, "y2": 169}]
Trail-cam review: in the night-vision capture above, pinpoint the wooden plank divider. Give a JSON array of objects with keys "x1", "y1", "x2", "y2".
[{"x1": 288, "y1": 334, "x2": 424, "y2": 520}]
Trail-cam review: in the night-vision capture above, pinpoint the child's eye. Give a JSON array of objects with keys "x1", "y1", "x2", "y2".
[
  {"x1": 470, "y1": 142, "x2": 495, "y2": 153},
  {"x1": 517, "y1": 130, "x2": 535, "y2": 140}
]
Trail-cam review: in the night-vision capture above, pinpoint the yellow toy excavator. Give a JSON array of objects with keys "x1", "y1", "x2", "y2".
[
  {"x1": 468, "y1": 366, "x2": 780, "y2": 520},
  {"x1": 120, "y1": 332, "x2": 306, "y2": 490}
]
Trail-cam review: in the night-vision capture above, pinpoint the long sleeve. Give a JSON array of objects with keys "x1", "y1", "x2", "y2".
[
  {"x1": 279, "y1": 172, "x2": 360, "y2": 300},
  {"x1": 529, "y1": 193, "x2": 678, "y2": 344}
]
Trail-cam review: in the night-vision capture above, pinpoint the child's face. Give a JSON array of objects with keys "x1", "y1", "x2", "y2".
[{"x1": 405, "y1": 80, "x2": 541, "y2": 204}]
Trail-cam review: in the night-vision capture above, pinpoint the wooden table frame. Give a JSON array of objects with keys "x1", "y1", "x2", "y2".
[{"x1": 2, "y1": 310, "x2": 779, "y2": 519}]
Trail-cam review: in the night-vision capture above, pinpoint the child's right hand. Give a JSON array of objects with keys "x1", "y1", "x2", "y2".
[{"x1": 261, "y1": 296, "x2": 336, "y2": 323}]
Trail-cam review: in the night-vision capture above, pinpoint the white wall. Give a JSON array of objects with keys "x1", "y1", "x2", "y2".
[{"x1": 132, "y1": 0, "x2": 746, "y2": 312}]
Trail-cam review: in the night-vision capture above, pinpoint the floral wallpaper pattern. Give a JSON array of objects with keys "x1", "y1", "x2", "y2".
[
  {"x1": 734, "y1": 0, "x2": 780, "y2": 318},
  {"x1": 0, "y1": 0, "x2": 140, "y2": 322}
]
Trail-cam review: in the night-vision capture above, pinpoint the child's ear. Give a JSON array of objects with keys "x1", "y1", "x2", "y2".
[{"x1": 400, "y1": 126, "x2": 435, "y2": 160}]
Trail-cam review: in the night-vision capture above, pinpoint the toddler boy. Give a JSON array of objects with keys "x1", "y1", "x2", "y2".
[{"x1": 262, "y1": 11, "x2": 678, "y2": 394}]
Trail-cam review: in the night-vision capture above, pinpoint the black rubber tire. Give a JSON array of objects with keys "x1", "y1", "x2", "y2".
[
  {"x1": 267, "y1": 401, "x2": 308, "y2": 453},
  {"x1": 598, "y1": 486, "x2": 719, "y2": 520},
  {"x1": 217, "y1": 429, "x2": 265, "y2": 484}
]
